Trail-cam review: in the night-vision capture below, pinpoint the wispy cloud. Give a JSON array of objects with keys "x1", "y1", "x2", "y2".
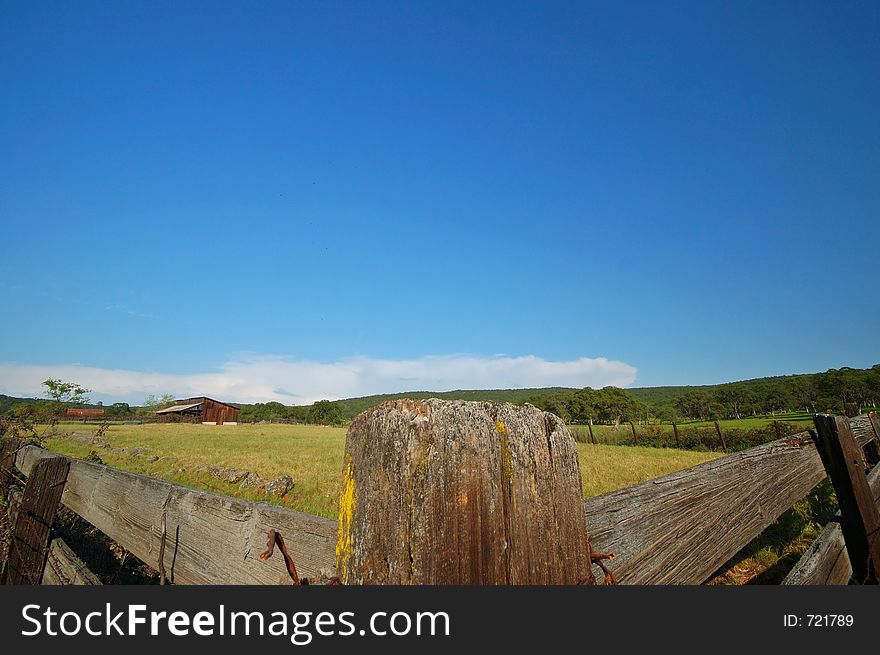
[
  {"x1": 104, "y1": 304, "x2": 153, "y2": 319},
  {"x1": 0, "y1": 354, "x2": 638, "y2": 405}
]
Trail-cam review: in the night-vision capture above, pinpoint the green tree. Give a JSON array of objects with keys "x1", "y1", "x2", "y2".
[
  {"x1": 141, "y1": 394, "x2": 176, "y2": 413},
  {"x1": 674, "y1": 391, "x2": 711, "y2": 420},
  {"x1": 105, "y1": 402, "x2": 132, "y2": 417},
  {"x1": 708, "y1": 402, "x2": 726, "y2": 421},
  {"x1": 42, "y1": 378, "x2": 91, "y2": 406},
  {"x1": 716, "y1": 384, "x2": 753, "y2": 419},
  {"x1": 594, "y1": 387, "x2": 643, "y2": 424},
  {"x1": 308, "y1": 400, "x2": 342, "y2": 425}
]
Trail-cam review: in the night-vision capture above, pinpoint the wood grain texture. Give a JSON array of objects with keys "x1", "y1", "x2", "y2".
[
  {"x1": 583, "y1": 416, "x2": 876, "y2": 584},
  {"x1": 0, "y1": 437, "x2": 19, "y2": 497},
  {"x1": 5, "y1": 486, "x2": 23, "y2": 526},
  {"x1": 42, "y1": 538, "x2": 102, "y2": 585},
  {"x1": 782, "y1": 464, "x2": 880, "y2": 585},
  {"x1": 782, "y1": 521, "x2": 851, "y2": 585},
  {"x1": 338, "y1": 400, "x2": 593, "y2": 584},
  {"x1": 2, "y1": 456, "x2": 70, "y2": 585},
  {"x1": 15, "y1": 446, "x2": 337, "y2": 585},
  {"x1": 867, "y1": 413, "x2": 880, "y2": 466},
  {"x1": 811, "y1": 415, "x2": 880, "y2": 583}
]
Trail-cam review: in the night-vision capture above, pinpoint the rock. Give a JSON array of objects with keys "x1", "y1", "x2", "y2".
[
  {"x1": 265, "y1": 475, "x2": 294, "y2": 497},
  {"x1": 209, "y1": 466, "x2": 250, "y2": 484},
  {"x1": 145, "y1": 455, "x2": 159, "y2": 463},
  {"x1": 239, "y1": 472, "x2": 264, "y2": 490}
]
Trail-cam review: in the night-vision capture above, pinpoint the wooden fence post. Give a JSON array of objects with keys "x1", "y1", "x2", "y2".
[
  {"x1": 811, "y1": 415, "x2": 880, "y2": 584},
  {"x1": 672, "y1": 422, "x2": 681, "y2": 449},
  {"x1": 337, "y1": 400, "x2": 594, "y2": 584},
  {"x1": 1, "y1": 455, "x2": 70, "y2": 585},
  {"x1": 866, "y1": 412, "x2": 880, "y2": 467},
  {"x1": 588, "y1": 419, "x2": 596, "y2": 445},
  {"x1": 0, "y1": 437, "x2": 20, "y2": 497},
  {"x1": 629, "y1": 421, "x2": 639, "y2": 445},
  {"x1": 714, "y1": 420, "x2": 728, "y2": 451}
]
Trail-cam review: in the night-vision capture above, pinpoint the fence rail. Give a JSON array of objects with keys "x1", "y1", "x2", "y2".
[{"x1": 1, "y1": 414, "x2": 879, "y2": 585}]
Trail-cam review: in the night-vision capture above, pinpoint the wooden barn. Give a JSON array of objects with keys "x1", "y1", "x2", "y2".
[{"x1": 155, "y1": 397, "x2": 240, "y2": 425}]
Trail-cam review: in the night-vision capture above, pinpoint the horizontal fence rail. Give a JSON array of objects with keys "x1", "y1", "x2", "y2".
[
  {"x1": 14, "y1": 447, "x2": 337, "y2": 585},
  {"x1": 7, "y1": 415, "x2": 878, "y2": 585}
]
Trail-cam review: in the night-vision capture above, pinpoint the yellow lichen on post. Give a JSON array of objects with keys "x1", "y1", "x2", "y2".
[
  {"x1": 497, "y1": 420, "x2": 513, "y2": 483},
  {"x1": 336, "y1": 457, "x2": 356, "y2": 584}
]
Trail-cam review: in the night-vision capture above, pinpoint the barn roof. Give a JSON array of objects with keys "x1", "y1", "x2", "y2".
[
  {"x1": 155, "y1": 402, "x2": 202, "y2": 414},
  {"x1": 175, "y1": 396, "x2": 239, "y2": 410}
]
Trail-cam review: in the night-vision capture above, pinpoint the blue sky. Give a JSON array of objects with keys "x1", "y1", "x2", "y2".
[{"x1": 1, "y1": 1, "x2": 878, "y2": 404}]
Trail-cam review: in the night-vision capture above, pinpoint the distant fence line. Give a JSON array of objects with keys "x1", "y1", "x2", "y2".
[{"x1": 568, "y1": 420, "x2": 807, "y2": 452}]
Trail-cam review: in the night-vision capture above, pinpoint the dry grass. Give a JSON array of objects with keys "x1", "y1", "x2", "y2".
[
  {"x1": 46, "y1": 423, "x2": 346, "y2": 518},
  {"x1": 43, "y1": 423, "x2": 720, "y2": 520},
  {"x1": 577, "y1": 443, "x2": 719, "y2": 497}
]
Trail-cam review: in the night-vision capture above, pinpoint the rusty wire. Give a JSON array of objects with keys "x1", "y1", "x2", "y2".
[{"x1": 590, "y1": 551, "x2": 617, "y2": 586}]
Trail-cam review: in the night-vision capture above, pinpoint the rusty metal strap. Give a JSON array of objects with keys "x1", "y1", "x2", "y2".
[{"x1": 259, "y1": 529, "x2": 301, "y2": 585}]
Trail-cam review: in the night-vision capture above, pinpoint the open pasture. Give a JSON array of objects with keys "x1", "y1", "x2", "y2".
[{"x1": 43, "y1": 422, "x2": 720, "y2": 519}]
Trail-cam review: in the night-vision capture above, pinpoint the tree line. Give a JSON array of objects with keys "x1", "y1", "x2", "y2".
[{"x1": 527, "y1": 366, "x2": 880, "y2": 423}]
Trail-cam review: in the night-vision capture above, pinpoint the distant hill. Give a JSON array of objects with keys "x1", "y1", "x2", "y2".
[
  {"x1": 289, "y1": 365, "x2": 879, "y2": 421},
  {"x1": 0, "y1": 393, "x2": 41, "y2": 414},
  {"x1": 325, "y1": 387, "x2": 573, "y2": 420},
  {"x1": 625, "y1": 385, "x2": 716, "y2": 407}
]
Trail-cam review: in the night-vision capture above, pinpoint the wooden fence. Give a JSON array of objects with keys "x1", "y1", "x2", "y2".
[{"x1": 1, "y1": 413, "x2": 879, "y2": 585}]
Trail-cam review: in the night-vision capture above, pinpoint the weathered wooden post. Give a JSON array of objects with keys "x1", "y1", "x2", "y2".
[
  {"x1": 672, "y1": 422, "x2": 681, "y2": 449},
  {"x1": 629, "y1": 421, "x2": 639, "y2": 445},
  {"x1": 336, "y1": 399, "x2": 595, "y2": 584},
  {"x1": 811, "y1": 415, "x2": 880, "y2": 584},
  {"x1": 1, "y1": 455, "x2": 70, "y2": 585},
  {"x1": 588, "y1": 418, "x2": 596, "y2": 445},
  {"x1": 866, "y1": 412, "x2": 880, "y2": 467},
  {"x1": 714, "y1": 420, "x2": 728, "y2": 451},
  {"x1": 0, "y1": 437, "x2": 20, "y2": 498}
]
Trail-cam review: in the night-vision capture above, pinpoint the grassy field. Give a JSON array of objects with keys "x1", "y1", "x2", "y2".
[{"x1": 41, "y1": 422, "x2": 720, "y2": 519}]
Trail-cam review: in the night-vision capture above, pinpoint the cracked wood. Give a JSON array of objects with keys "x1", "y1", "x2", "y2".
[
  {"x1": 337, "y1": 400, "x2": 594, "y2": 584},
  {"x1": 14, "y1": 446, "x2": 336, "y2": 585}
]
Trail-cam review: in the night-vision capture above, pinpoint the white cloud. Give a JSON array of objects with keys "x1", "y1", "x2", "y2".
[{"x1": 0, "y1": 354, "x2": 638, "y2": 405}]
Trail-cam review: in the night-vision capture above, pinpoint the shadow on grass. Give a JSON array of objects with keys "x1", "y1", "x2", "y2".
[
  {"x1": 708, "y1": 479, "x2": 839, "y2": 585},
  {"x1": 51, "y1": 505, "x2": 159, "y2": 584}
]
